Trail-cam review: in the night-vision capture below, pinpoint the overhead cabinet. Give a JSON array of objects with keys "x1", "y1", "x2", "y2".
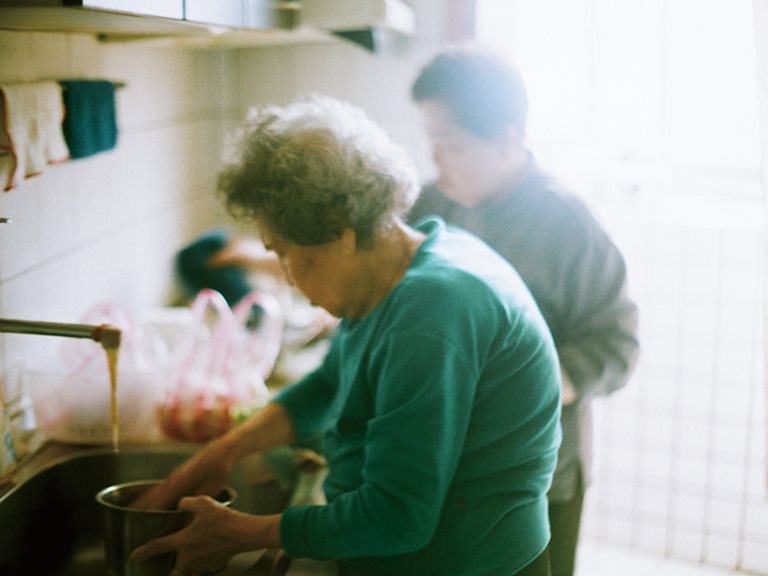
[
  {"x1": 184, "y1": 0, "x2": 244, "y2": 29},
  {"x1": 183, "y1": 0, "x2": 297, "y2": 31},
  {"x1": 0, "y1": 0, "x2": 416, "y2": 47},
  {"x1": 0, "y1": 0, "x2": 204, "y2": 36},
  {"x1": 71, "y1": 0, "x2": 183, "y2": 19}
]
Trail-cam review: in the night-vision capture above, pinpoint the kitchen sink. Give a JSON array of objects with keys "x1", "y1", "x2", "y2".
[{"x1": 0, "y1": 448, "x2": 293, "y2": 575}]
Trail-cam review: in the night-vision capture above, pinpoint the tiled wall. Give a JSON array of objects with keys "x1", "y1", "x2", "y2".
[
  {"x1": 0, "y1": 32, "x2": 241, "y2": 409},
  {"x1": 581, "y1": 192, "x2": 768, "y2": 575},
  {"x1": 0, "y1": 2, "x2": 446, "y2": 460},
  {"x1": 232, "y1": 41, "x2": 433, "y2": 176}
]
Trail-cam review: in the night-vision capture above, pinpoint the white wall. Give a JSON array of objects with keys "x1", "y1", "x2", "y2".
[
  {"x1": 229, "y1": 36, "x2": 439, "y2": 182},
  {"x1": 0, "y1": 33, "x2": 239, "y2": 382},
  {"x1": 0, "y1": 0, "x2": 453, "y2": 441}
]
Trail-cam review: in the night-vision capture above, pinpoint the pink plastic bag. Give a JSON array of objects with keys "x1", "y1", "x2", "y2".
[{"x1": 158, "y1": 289, "x2": 282, "y2": 443}]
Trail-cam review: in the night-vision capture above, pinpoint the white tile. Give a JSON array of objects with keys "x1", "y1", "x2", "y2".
[
  {"x1": 0, "y1": 31, "x2": 33, "y2": 79},
  {"x1": 676, "y1": 383, "x2": 714, "y2": 421},
  {"x1": 601, "y1": 445, "x2": 638, "y2": 477},
  {"x1": 743, "y1": 466, "x2": 767, "y2": 501},
  {"x1": 711, "y1": 386, "x2": 753, "y2": 429},
  {"x1": 0, "y1": 259, "x2": 83, "y2": 370},
  {"x1": 747, "y1": 420, "x2": 766, "y2": 465},
  {"x1": 638, "y1": 486, "x2": 671, "y2": 522},
  {"x1": 635, "y1": 521, "x2": 669, "y2": 555},
  {"x1": 709, "y1": 462, "x2": 748, "y2": 500},
  {"x1": 601, "y1": 515, "x2": 635, "y2": 548},
  {"x1": 33, "y1": 32, "x2": 74, "y2": 77},
  {"x1": 703, "y1": 535, "x2": 739, "y2": 571},
  {"x1": 577, "y1": 541, "x2": 739, "y2": 576},
  {"x1": 710, "y1": 422, "x2": 748, "y2": 461},
  {"x1": 71, "y1": 150, "x2": 127, "y2": 242},
  {"x1": 112, "y1": 47, "x2": 200, "y2": 128},
  {"x1": 671, "y1": 529, "x2": 705, "y2": 562},
  {"x1": 643, "y1": 414, "x2": 676, "y2": 449},
  {"x1": 292, "y1": 42, "x2": 359, "y2": 101},
  {"x1": 743, "y1": 502, "x2": 768, "y2": 540},
  {"x1": 653, "y1": 558, "x2": 735, "y2": 576},
  {"x1": 675, "y1": 419, "x2": 711, "y2": 458},
  {"x1": 576, "y1": 543, "x2": 662, "y2": 576},
  {"x1": 605, "y1": 481, "x2": 638, "y2": 517},
  {"x1": 0, "y1": 180, "x2": 44, "y2": 279},
  {"x1": 672, "y1": 456, "x2": 709, "y2": 495},
  {"x1": 639, "y1": 449, "x2": 674, "y2": 485},
  {"x1": 671, "y1": 493, "x2": 707, "y2": 530},
  {"x1": 706, "y1": 499, "x2": 742, "y2": 535},
  {"x1": 237, "y1": 47, "x2": 300, "y2": 108},
  {"x1": 63, "y1": 34, "x2": 105, "y2": 77},
  {"x1": 740, "y1": 539, "x2": 768, "y2": 574}
]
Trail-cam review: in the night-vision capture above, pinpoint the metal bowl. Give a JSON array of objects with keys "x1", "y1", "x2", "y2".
[
  {"x1": 96, "y1": 480, "x2": 236, "y2": 576},
  {"x1": 0, "y1": 449, "x2": 291, "y2": 574}
]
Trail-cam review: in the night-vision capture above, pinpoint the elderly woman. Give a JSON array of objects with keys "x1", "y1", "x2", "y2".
[{"x1": 132, "y1": 97, "x2": 561, "y2": 576}]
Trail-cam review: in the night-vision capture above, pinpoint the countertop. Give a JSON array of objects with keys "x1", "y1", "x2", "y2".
[{"x1": 1, "y1": 440, "x2": 337, "y2": 576}]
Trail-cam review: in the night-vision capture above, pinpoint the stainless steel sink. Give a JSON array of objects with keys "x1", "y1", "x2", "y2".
[{"x1": 0, "y1": 448, "x2": 292, "y2": 575}]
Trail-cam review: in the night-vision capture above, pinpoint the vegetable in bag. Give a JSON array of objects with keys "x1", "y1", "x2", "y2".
[{"x1": 158, "y1": 289, "x2": 283, "y2": 443}]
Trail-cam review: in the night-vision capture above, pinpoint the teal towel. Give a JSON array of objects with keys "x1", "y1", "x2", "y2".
[{"x1": 60, "y1": 80, "x2": 118, "y2": 159}]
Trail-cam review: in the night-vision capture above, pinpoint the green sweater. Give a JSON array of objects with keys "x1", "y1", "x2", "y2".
[{"x1": 277, "y1": 218, "x2": 561, "y2": 575}]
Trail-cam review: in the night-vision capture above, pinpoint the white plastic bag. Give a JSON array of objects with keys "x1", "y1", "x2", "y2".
[{"x1": 28, "y1": 303, "x2": 168, "y2": 444}]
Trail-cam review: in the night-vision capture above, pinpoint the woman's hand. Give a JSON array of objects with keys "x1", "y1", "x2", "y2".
[
  {"x1": 130, "y1": 435, "x2": 239, "y2": 511},
  {"x1": 129, "y1": 496, "x2": 282, "y2": 574},
  {"x1": 132, "y1": 403, "x2": 295, "y2": 512}
]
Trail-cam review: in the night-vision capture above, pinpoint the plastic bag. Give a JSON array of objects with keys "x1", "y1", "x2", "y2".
[
  {"x1": 28, "y1": 303, "x2": 168, "y2": 444},
  {"x1": 157, "y1": 288, "x2": 283, "y2": 443}
]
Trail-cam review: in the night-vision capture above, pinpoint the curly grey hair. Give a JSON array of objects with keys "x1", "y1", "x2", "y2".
[{"x1": 218, "y1": 96, "x2": 419, "y2": 248}]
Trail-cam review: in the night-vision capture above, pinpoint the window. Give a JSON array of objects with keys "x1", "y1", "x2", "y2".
[{"x1": 477, "y1": 2, "x2": 768, "y2": 572}]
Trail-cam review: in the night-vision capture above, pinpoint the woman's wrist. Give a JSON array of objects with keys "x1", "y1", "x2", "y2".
[
  {"x1": 227, "y1": 511, "x2": 284, "y2": 552},
  {"x1": 225, "y1": 401, "x2": 296, "y2": 462}
]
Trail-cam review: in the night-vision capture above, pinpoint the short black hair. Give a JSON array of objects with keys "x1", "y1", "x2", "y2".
[{"x1": 411, "y1": 44, "x2": 528, "y2": 140}]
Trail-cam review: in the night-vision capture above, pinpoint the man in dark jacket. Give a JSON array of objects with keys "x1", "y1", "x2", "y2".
[{"x1": 408, "y1": 43, "x2": 640, "y2": 576}]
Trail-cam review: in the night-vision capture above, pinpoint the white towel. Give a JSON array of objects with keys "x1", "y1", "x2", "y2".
[{"x1": 0, "y1": 81, "x2": 69, "y2": 191}]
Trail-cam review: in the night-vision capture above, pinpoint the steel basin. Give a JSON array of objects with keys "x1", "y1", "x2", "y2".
[{"x1": 0, "y1": 448, "x2": 291, "y2": 575}]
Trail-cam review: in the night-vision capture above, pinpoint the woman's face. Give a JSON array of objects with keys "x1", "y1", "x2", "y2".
[
  {"x1": 260, "y1": 227, "x2": 355, "y2": 318},
  {"x1": 418, "y1": 100, "x2": 512, "y2": 207}
]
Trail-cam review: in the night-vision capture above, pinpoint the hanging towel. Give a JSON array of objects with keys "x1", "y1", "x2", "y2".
[
  {"x1": 59, "y1": 80, "x2": 118, "y2": 160},
  {"x1": 0, "y1": 81, "x2": 69, "y2": 192}
]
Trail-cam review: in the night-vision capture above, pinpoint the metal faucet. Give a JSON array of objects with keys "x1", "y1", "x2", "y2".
[{"x1": 0, "y1": 319, "x2": 121, "y2": 350}]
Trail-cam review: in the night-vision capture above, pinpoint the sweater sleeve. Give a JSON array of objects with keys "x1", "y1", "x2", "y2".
[
  {"x1": 556, "y1": 215, "x2": 639, "y2": 401},
  {"x1": 280, "y1": 329, "x2": 477, "y2": 560},
  {"x1": 275, "y1": 341, "x2": 340, "y2": 441}
]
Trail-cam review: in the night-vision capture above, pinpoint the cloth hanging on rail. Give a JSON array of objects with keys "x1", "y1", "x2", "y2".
[
  {"x1": 59, "y1": 79, "x2": 118, "y2": 160},
  {"x1": 0, "y1": 81, "x2": 69, "y2": 192}
]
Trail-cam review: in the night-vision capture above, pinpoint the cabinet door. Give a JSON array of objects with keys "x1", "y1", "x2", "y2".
[
  {"x1": 82, "y1": 0, "x2": 183, "y2": 19},
  {"x1": 185, "y1": 0, "x2": 244, "y2": 28},
  {"x1": 244, "y1": 0, "x2": 283, "y2": 29}
]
